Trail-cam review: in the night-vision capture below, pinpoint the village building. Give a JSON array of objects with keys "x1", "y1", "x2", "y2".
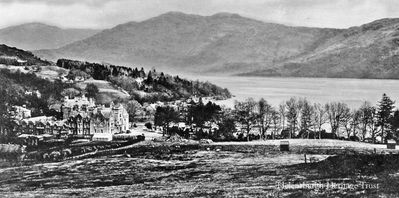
[
  {"x1": 10, "y1": 105, "x2": 31, "y2": 120},
  {"x1": 24, "y1": 90, "x2": 41, "y2": 98},
  {"x1": 67, "y1": 113, "x2": 92, "y2": 139},
  {"x1": 11, "y1": 95, "x2": 129, "y2": 141},
  {"x1": 61, "y1": 95, "x2": 96, "y2": 120},
  {"x1": 14, "y1": 116, "x2": 69, "y2": 137},
  {"x1": 62, "y1": 96, "x2": 129, "y2": 140}
]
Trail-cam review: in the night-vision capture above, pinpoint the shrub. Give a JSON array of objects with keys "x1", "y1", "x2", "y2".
[{"x1": 145, "y1": 122, "x2": 153, "y2": 130}]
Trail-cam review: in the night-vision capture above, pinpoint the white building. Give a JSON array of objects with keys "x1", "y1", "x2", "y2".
[{"x1": 10, "y1": 105, "x2": 31, "y2": 120}]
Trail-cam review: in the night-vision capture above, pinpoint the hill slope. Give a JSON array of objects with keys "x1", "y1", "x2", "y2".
[
  {"x1": 0, "y1": 44, "x2": 50, "y2": 66},
  {"x1": 35, "y1": 12, "x2": 342, "y2": 74},
  {"x1": 0, "y1": 23, "x2": 100, "y2": 50},
  {"x1": 241, "y1": 18, "x2": 399, "y2": 79}
]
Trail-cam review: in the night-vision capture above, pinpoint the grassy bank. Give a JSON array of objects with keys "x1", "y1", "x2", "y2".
[{"x1": 1, "y1": 139, "x2": 399, "y2": 197}]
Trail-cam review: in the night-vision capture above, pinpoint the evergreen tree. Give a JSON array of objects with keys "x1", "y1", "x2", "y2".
[
  {"x1": 139, "y1": 67, "x2": 146, "y2": 78},
  {"x1": 146, "y1": 71, "x2": 154, "y2": 84},
  {"x1": 377, "y1": 93, "x2": 395, "y2": 143},
  {"x1": 154, "y1": 106, "x2": 179, "y2": 136}
]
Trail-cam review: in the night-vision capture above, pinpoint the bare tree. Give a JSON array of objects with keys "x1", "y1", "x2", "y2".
[
  {"x1": 368, "y1": 107, "x2": 380, "y2": 143},
  {"x1": 258, "y1": 98, "x2": 273, "y2": 140},
  {"x1": 325, "y1": 102, "x2": 349, "y2": 137},
  {"x1": 351, "y1": 110, "x2": 361, "y2": 139},
  {"x1": 234, "y1": 98, "x2": 258, "y2": 141},
  {"x1": 341, "y1": 109, "x2": 354, "y2": 139},
  {"x1": 358, "y1": 102, "x2": 371, "y2": 141},
  {"x1": 271, "y1": 109, "x2": 280, "y2": 139},
  {"x1": 312, "y1": 103, "x2": 327, "y2": 139},
  {"x1": 358, "y1": 102, "x2": 379, "y2": 143},
  {"x1": 285, "y1": 97, "x2": 300, "y2": 138},
  {"x1": 278, "y1": 103, "x2": 286, "y2": 131},
  {"x1": 299, "y1": 98, "x2": 314, "y2": 138}
]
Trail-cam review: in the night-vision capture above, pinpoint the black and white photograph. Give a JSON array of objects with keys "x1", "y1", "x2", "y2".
[{"x1": 1, "y1": 0, "x2": 399, "y2": 197}]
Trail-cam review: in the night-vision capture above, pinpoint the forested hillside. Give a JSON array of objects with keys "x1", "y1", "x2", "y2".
[
  {"x1": 0, "y1": 44, "x2": 51, "y2": 66},
  {"x1": 57, "y1": 59, "x2": 231, "y2": 103},
  {"x1": 0, "y1": 69, "x2": 70, "y2": 122}
]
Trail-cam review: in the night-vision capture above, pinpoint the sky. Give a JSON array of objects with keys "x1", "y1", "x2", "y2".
[{"x1": 1, "y1": 0, "x2": 399, "y2": 29}]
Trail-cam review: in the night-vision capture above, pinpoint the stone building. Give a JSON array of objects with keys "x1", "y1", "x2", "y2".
[
  {"x1": 67, "y1": 113, "x2": 92, "y2": 139},
  {"x1": 13, "y1": 95, "x2": 130, "y2": 141},
  {"x1": 10, "y1": 105, "x2": 31, "y2": 120},
  {"x1": 61, "y1": 95, "x2": 96, "y2": 120},
  {"x1": 63, "y1": 97, "x2": 129, "y2": 139},
  {"x1": 90, "y1": 103, "x2": 129, "y2": 135}
]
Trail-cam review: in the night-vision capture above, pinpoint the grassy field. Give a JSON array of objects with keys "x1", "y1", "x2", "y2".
[
  {"x1": 1, "y1": 139, "x2": 399, "y2": 197},
  {"x1": 213, "y1": 139, "x2": 398, "y2": 151},
  {"x1": 0, "y1": 65, "x2": 69, "y2": 81},
  {"x1": 76, "y1": 79, "x2": 130, "y2": 104}
]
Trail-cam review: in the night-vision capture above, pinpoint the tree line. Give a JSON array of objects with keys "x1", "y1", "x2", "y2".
[
  {"x1": 233, "y1": 95, "x2": 398, "y2": 143},
  {"x1": 153, "y1": 94, "x2": 399, "y2": 143}
]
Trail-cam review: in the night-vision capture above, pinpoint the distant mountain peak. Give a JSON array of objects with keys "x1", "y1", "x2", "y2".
[
  {"x1": 161, "y1": 11, "x2": 192, "y2": 16},
  {"x1": 156, "y1": 11, "x2": 244, "y2": 21},
  {"x1": 359, "y1": 18, "x2": 399, "y2": 31},
  {"x1": 18, "y1": 22, "x2": 49, "y2": 26},
  {"x1": 3, "y1": 22, "x2": 58, "y2": 30},
  {"x1": 152, "y1": 11, "x2": 203, "y2": 21},
  {"x1": 365, "y1": 18, "x2": 399, "y2": 25},
  {"x1": 0, "y1": 23, "x2": 101, "y2": 50},
  {"x1": 211, "y1": 12, "x2": 242, "y2": 18}
]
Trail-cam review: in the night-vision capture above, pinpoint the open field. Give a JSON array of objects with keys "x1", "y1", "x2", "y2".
[
  {"x1": 76, "y1": 79, "x2": 130, "y2": 103},
  {"x1": 35, "y1": 66, "x2": 69, "y2": 81},
  {"x1": 213, "y1": 139, "x2": 398, "y2": 151},
  {"x1": 1, "y1": 139, "x2": 399, "y2": 197},
  {"x1": 0, "y1": 65, "x2": 69, "y2": 81}
]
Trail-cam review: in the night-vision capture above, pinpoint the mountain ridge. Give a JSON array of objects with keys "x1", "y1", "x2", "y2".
[
  {"x1": 0, "y1": 23, "x2": 101, "y2": 50},
  {"x1": 33, "y1": 12, "x2": 399, "y2": 79}
]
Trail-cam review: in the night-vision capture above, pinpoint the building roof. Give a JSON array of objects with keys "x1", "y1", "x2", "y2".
[
  {"x1": 54, "y1": 120, "x2": 66, "y2": 127},
  {"x1": 100, "y1": 109, "x2": 112, "y2": 119},
  {"x1": 63, "y1": 95, "x2": 95, "y2": 108},
  {"x1": 22, "y1": 116, "x2": 55, "y2": 124},
  {"x1": 49, "y1": 103, "x2": 62, "y2": 112},
  {"x1": 12, "y1": 105, "x2": 30, "y2": 112}
]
